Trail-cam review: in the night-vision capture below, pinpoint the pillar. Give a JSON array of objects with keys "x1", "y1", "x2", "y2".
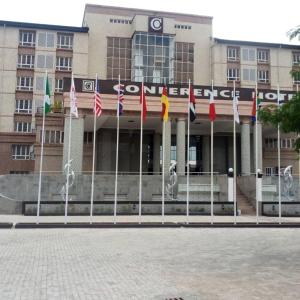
[
  {"x1": 241, "y1": 121, "x2": 251, "y2": 175},
  {"x1": 176, "y1": 118, "x2": 185, "y2": 175},
  {"x1": 63, "y1": 116, "x2": 84, "y2": 173},
  {"x1": 202, "y1": 136, "x2": 210, "y2": 173},
  {"x1": 163, "y1": 120, "x2": 171, "y2": 176},
  {"x1": 153, "y1": 132, "x2": 161, "y2": 174},
  {"x1": 254, "y1": 121, "x2": 263, "y2": 172}
]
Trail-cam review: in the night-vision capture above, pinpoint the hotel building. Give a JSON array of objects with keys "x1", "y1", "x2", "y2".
[{"x1": 0, "y1": 4, "x2": 300, "y2": 178}]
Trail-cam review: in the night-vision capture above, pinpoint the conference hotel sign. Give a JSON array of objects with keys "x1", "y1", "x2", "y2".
[{"x1": 64, "y1": 79, "x2": 296, "y2": 102}]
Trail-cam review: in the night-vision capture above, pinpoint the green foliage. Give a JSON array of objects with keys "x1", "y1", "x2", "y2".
[
  {"x1": 258, "y1": 93, "x2": 300, "y2": 150},
  {"x1": 287, "y1": 25, "x2": 300, "y2": 40}
]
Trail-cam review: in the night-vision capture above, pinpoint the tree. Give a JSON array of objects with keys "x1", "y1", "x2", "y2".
[{"x1": 258, "y1": 26, "x2": 300, "y2": 150}]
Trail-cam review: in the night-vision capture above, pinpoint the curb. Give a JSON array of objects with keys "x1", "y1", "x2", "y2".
[
  {"x1": 0, "y1": 223, "x2": 13, "y2": 229},
  {"x1": 14, "y1": 222, "x2": 300, "y2": 229}
]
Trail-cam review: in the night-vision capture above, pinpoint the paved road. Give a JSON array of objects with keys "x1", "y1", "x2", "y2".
[{"x1": 0, "y1": 228, "x2": 299, "y2": 300}]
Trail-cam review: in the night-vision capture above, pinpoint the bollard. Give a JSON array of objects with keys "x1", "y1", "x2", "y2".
[{"x1": 228, "y1": 168, "x2": 234, "y2": 202}]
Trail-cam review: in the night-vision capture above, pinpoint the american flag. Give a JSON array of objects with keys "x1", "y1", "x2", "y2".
[
  {"x1": 118, "y1": 84, "x2": 124, "y2": 116},
  {"x1": 94, "y1": 78, "x2": 102, "y2": 117}
]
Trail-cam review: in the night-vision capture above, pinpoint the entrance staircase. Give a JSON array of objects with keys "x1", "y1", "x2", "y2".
[{"x1": 237, "y1": 187, "x2": 255, "y2": 216}]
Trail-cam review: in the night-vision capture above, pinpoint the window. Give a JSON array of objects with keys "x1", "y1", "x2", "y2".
[
  {"x1": 56, "y1": 57, "x2": 72, "y2": 71},
  {"x1": 292, "y1": 52, "x2": 300, "y2": 65},
  {"x1": 35, "y1": 76, "x2": 53, "y2": 91},
  {"x1": 12, "y1": 145, "x2": 33, "y2": 160},
  {"x1": 15, "y1": 99, "x2": 32, "y2": 114},
  {"x1": 131, "y1": 33, "x2": 175, "y2": 84},
  {"x1": 265, "y1": 137, "x2": 295, "y2": 149},
  {"x1": 265, "y1": 167, "x2": 274, "y2": 176},
  {"x1": 109, "y1": 18, "x2": 132, "y2": 24},
  {"x1": 16, "y1": 77, "x2": 33, "y2": 91},
  {"x1": 36, "y1": 55, "x2": 54, "y2": 69},
  {"x1": 257, "y1": 49, "x2": 269, "y2": 63},
  {"x1": 10, "y1": 171, "x2": 30, "y2": 174},
  {"x1": 293, "y1": 71, "x2": 300, "y2": 84},
  {"x1": 14, "y1": 122, "x2": 32, "y2": 133},
  {"x1": 242, "y1": 48, "x2": 256, "y2": 61},
  {"x1": 227, "y1": 47, "x2": 239, "y2": 61},
  {"x1": 174, "y1": 24, "x2": 192, "y2": 30},
  {"x1": 19, "y1": 31, "x2": 36, "y2": 47},
  {"x1": 242, "y1": 68, "x2": 256, "y2": 81},
  {"x1": 40, "y1": 130, "x2": 63, "y2": 144},
  {"x1": 55, "y1": 79, "x2": 63, "y2": 93},
  {"x1": 107, "y1": 37, "x2": 132, "y2": 81},
  {"x1": 258, "y1": 70, "x2": 269, "y2": 83},
  {"x1": 57, "y1": 33, "x2": 73, "y2": 49},
  {"x1": 17, "y1": 55, "x2": 34, "y2": 68},
  {"x1": 174, "y1": 42, "x2": 193, "y2": 84},
  {"x1": 37, "y1": 32, "x2": 55, "y2": 47},
  {"x1": 227, "y1": 68, "x2": 240, "y2": 81}
]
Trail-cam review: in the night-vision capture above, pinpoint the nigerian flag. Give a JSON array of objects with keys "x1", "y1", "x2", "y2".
[{"x1": 44, "y1": 75, "x2": 51, "y2": 114}]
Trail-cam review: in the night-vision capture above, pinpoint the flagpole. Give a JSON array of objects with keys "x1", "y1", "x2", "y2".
[
  {"x1": 37, "y1": 71, "x2": 47, "y2": 224},
  {"x1": 233, "y1": 80, "x2": 237, "y2": 225},
  {"x1": 138, "y1": 78, "x2": 144, "y2": 224},
  {"x1": 297, "y1": 84, "x2": 300, "y2": 204},
  {"x1": 90, "y1": 74, "x2": 97, "y2": 224},
  {"x1": 255, "y1": 82, "x2": 259, "y2": 224},
  {"x1": 65, "y1": 73, "x2": 73, "y2": 225},
  {"x1": 186, "y1": 79, "x2": 191, "y2": 224},
  {"x1": 162, "y1": 118, "x2": 165, "y2": 224},
  {"x1": 114, "y1": 75, "x2": 121, "y2": 224},
  {"x1": 210, "y1": 80, "x2": 214, "y2": 225},
  {"x1": 277, "y1": 85, "x2": 281, "y2": 224}
]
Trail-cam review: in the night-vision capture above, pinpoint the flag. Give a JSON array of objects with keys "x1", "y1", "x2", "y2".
[
  {"x1": 251, "y1": 92, "x2": 262, "y2": 121},
  {"x1": 189, "y1": 85, "x2": 196, "y2": 122},
  {"x1": 94, "y1": 78, "x2": 102, "y2": 117},
  {"x1": 161, "y1": 86, "x2": 169, "y2": 122},
  {"x1": 140, "y1": 82, "x2": 147, "y2": 121},
  {"x1": 70, "y1": 76, "x2": 78, "y2": 118},
  {"x1": 209, "y1": 90, "x2": 216, "y2": 122},
  {"x1": 44, "y1": 75, "x2": 51, "y2": 114},
  {"x1": 117, "y1": 83, "x2": 124, "y2": 116},
  {"x1": 233, "y1": 94, "x2": 239, "y2": 124},
  {"x1": 277, "y1": 88, "x2": 284, "y2": 106}
]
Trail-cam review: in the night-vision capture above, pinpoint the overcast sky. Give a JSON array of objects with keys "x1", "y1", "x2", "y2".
[{"x1": 0, "y1": 0, "x2": 299, "y2": 44}]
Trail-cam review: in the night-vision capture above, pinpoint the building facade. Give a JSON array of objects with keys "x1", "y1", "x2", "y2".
[{"x1": 0, "y1": 4, "x2": 300, "y2": 177}]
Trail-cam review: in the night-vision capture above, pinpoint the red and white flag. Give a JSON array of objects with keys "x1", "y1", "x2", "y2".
[
  {"x1": 209, "y1": 89, "x2": 216, "y2": 122},
  {"x1": 140, "y1": 82, "x2": 147, "y2": 121},
  {"x1": 94, "y1": 76, "x2": 102, "y2": 117},
  {"x1": 70, "y1": 76, "x2": 78, "y2": 118}
]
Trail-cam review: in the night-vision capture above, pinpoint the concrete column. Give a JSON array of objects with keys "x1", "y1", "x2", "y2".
[
  {"x1": 176, "y1": 118, "x2": 185, "y2": 175},
  {"x1": 163, "y1": 120, "x2": 171, "y2": 175},
  {"x1": 63, "y1": 116, "x2": 84, "y2": 173},
  {"x1": 241, "y1": 121, "x2": 251, "y2": 175},
  {"x1": 202, "y1": 136, "x2": 210, "y2": 173},
  {"x1": 153, "y1": 132, "x2": 161, "y2": 174},
  {"x1": 254, "y1": 121, "x2": 263, "y2": 171}
]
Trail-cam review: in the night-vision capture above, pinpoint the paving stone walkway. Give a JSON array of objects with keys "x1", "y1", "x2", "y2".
[{"x1": 0, "y1": 228, "x2": 300, "y2": 299}]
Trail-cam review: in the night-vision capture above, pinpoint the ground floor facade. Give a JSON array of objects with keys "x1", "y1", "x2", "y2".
[{"x1": 0, "y1": 79, "x2": 299, "y2": 177}]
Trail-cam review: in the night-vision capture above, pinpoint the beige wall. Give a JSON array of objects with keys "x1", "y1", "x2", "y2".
[
  {"x1": 0, "y1": 27, "x2": 18, "y2": 133},
  {"x1": 213, "y1": 42, "x2": 297, "y2": 90}
]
